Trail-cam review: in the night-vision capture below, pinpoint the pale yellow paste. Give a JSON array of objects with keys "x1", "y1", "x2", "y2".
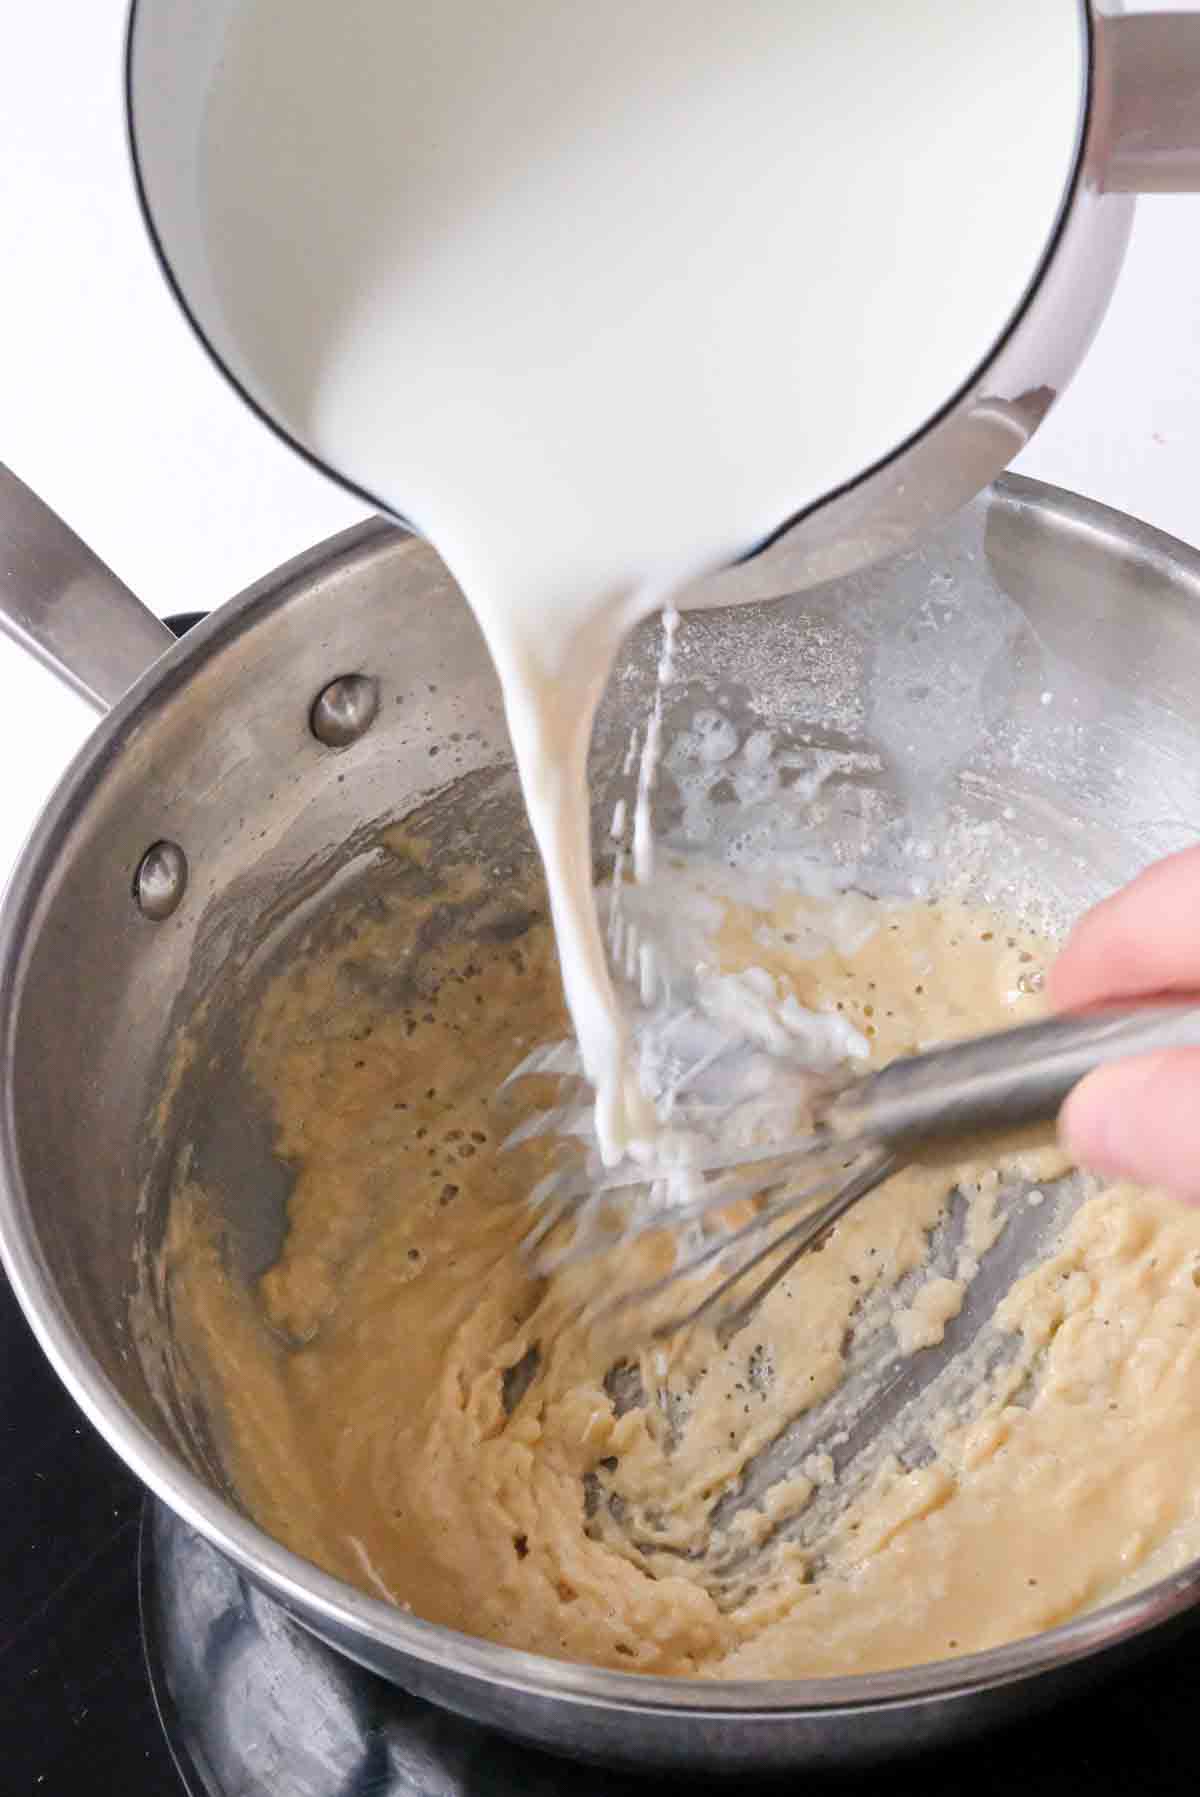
[{"x1": 165, "y1": 869, "x2": 1200, "y2": 1679}]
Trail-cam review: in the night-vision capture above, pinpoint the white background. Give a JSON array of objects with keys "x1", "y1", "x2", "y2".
[{"x1": 2, "y1": 0, "x2": 1199, "y2": 874}]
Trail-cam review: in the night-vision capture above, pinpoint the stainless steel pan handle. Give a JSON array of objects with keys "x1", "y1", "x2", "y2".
[
  {"x1": 1105, "y1": 13, "x2": 1200, "y2": 194},
  {"x1": 0, "y1": 463, "x2": 175, "y2": 714}
]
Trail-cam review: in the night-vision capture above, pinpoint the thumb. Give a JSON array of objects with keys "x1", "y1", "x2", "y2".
[{"x1": 1059, "y1": 1049, "x2": 1200, "y2": 1202}]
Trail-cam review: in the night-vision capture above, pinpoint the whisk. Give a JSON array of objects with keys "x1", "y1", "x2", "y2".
[{"x1": 516, "y1": 1003, "x2": 1200, "y2": 1339}]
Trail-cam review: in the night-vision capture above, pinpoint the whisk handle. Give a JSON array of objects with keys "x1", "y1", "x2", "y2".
[{"x1": 826, "y1": 1003, "x2": 1200, "y2": 1149}]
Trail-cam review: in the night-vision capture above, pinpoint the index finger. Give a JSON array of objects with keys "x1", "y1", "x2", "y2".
[{"x1": 1048, "y1": 844, "x2": 1200, "y2": 1014}]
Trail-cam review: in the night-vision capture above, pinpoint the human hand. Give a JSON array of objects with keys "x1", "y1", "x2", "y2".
[{"x1": 1049, "y1": 846, "x2": 1200, "y2": 1200}]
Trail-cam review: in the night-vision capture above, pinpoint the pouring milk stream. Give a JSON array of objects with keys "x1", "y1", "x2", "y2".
[{"x1": 199, "y1": 0, "x2": 1082, "y2": 1162}]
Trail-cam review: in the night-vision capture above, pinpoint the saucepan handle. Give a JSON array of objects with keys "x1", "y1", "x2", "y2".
[
  {"x1": 1104, "y1": 12, "x2": 1200, "y2": 193},
  {"x1": 0, "y1": 462, "x2": 175, "y2": 715}
]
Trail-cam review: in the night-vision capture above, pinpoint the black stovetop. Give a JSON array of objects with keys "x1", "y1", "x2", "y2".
[
  {"x1": 1, "y1": 1268, "x2": 176, "y2": 1793},
  {"x1": 8, "y1": 1250, "x2": 1200, "y2": 1797}
]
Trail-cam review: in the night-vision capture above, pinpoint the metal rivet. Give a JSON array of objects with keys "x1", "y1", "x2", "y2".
[
  {"x1": 134, "y1": 841, "x2": 188, "y2": 921},
  {"x1": 310, "y1": 674, "x2": 380, "y2": 748}
]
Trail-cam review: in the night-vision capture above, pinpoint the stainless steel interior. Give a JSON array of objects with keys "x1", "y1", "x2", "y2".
[{"x1": 3, "y1": 475, "x2": 1200, "y2": 1771}]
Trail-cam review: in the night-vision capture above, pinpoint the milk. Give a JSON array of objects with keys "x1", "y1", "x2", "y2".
[{"x1": 200, "y1": 0, "x2": 1083, "y2": 1159}]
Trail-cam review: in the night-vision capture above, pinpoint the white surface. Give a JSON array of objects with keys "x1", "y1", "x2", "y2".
[{"x1": 1, "y1": 0, "x2": 1199, "y2": 881}]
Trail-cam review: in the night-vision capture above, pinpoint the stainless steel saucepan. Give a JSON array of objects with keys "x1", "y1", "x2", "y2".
[
  {"x1": 3, "y1": 464, "x2": 1200, "y2": 1772},
  {"x1": 126, "y1": 0, "x2": 1200, "y2": 595}
]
